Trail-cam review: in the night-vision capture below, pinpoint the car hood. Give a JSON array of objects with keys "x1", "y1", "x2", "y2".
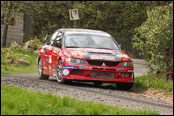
[{"x1": 63, "y1": 48, "x2": 131, "y2": 62}]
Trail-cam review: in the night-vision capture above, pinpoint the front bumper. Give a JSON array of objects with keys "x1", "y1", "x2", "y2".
[{"x1": 62, "y1": 65, "x2": 134, "y2": 83}]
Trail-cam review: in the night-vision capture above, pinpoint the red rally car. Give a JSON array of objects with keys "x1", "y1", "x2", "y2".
[{"x1": 37, "y1": 28, "x2": 134, "y2": 90}]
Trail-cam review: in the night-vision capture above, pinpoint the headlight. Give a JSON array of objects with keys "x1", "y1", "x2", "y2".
[
  {"x1": 121, "y1": 62, "x2": 133, "y2": 67},
  {"x1": 65, "y1": 58, "x2": 86, "y2": 65},
  {"x1": 122, "y1": 72, "x2": 130, "y2": 77}
]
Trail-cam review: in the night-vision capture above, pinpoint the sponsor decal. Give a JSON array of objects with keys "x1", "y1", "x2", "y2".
[
  {"x1": 45, "y1": 58, "x2": 49, "y2": 62},
  {"x1": 49, "y1": 65, "x2": 51, "y2": 70},
  {"x1": 52, "y1": 68, "x2": 57, "y2": 72},
  {"x1": 64, "y1": 66, "x2": 77, "y2": 69},
  {"x1": 122, "y1": 58, "x2": 128, "y2": 61},
  {"x1": 52, "y1": 64, "x2": 56, "y2": 68},
  {"x1": 90, "y1": 54, "x2": 115, "y2": 61},
  {"x1": 84, "y1": 48, "x2": 113, "y2": 53},
  {"x1": 128, "y1": 69, "x2": 133, "y2": 72},
  {"x1": 49, "y1": 55, "x2": 52, "y2": 63},
  {"x1": 63, "y1": 69, "x2": 69, "y2": 75},
  {"x1": 79, "y1": 66, "x2": 89, "y2": 69},
  {"x1": 90, "y1": 56, "x2": 103, "y2": 60},
  {"x1": 116, "y1": 68, "x2": 124, "y2": 71},
  {"x1": 43, "y1": 67, "x2": 47, "y2": 70},
  {"x1": 71, "y1": 51, "x2": 85, "y2": 55},
  {"x1": 41, "y1": 52, "x2": 45, "y2": 56},
  {"x1": 122, "y1": 54, "x2": 129, "y2": 61},
  {"x1": 122, "y1": 54, "x2": 129, "y2": 58}
]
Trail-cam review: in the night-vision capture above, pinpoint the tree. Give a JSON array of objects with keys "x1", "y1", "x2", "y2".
[
  {"x1": 1, "y1": 1, "x2": 27, "y2": 47},
  {"x1": 132, "y1": 2, "x2": 173, "y2": 80},
  {"x1": 1, "y1": 1, "x2": 170, "y2": 59},
  {"x1": 1, "y1": 1, "x2": 13, "y2": 47}
]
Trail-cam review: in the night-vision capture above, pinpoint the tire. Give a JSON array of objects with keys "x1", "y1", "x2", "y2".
[
  {"x1": 93, "y1": 81, "x2": 103, "y2": 86},
  {"x1": 116, "y1": 73, "x2": 134, "y2": 90},
  {"x1": 56, "y1": 59, "x2": 66, "y2": 84},
  {"x1": 116, "y1": 82, "x2": 133, "y2": 90},
  {"x1": 38, "y1": 58, "x2": 49, "y2": 80}
]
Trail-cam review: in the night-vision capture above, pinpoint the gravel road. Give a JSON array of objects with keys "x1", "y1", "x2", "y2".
[
  {"x1": 1, "y1": 73, "x2": 173, "y2": 115},
  {"x1": 1, "y1": 59, "x2": 173, "y2": 115}
]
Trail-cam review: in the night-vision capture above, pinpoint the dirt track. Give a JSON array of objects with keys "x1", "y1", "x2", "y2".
[
  {"x1": 1, "y1": 73, "x2": 173, "y2": 115},
  {"x1": 1, "y1": 59, "x2": 173, "y2": 115}
]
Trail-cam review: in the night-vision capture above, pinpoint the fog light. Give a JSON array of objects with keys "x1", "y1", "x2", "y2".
[
  {"x1": 122, "y1": 72, "x2": 129, "y2": 77},
  {"x1": 63, "y1": 69, "x2": 69, "y2": 75}
]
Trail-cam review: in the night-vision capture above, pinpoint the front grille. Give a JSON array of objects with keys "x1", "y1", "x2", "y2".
[
  {"x1": 71, "y1": 70, "x2": 83, "y2": 75},
  {"x1": 87, "y1": 60, "x2": 119, "y2": 67}
]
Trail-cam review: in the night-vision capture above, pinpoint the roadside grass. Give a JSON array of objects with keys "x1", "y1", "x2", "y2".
[
  {"x1": 1, "y1": 48, "x2": 38, "y2": 74},
  {"x1": 134, "y1": 73, "x2": 173, "y2": 93},
  {"x1": 1, "y1": 84, "x2": 159, "y2": 115}
]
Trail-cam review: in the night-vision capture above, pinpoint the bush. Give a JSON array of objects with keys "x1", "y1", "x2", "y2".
[
  {"x1": 134, "y1": 73, "x2": 173, "y2": 92},
  {"x1": 1, "y1": 48, "x2": 10, "y2": 58},
  {"x1": 132, "y1": 2, "x2": 173, "y2": 80},
  {"x1": 1, "y1": 48, "x2": 38, "y2": 74},
  {"x1": 1, "y1": 48, "x2": 19, "y2": 60}
]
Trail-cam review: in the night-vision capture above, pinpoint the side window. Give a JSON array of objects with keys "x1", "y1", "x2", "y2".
[
  {"x1": 52, "y1": 31, "x2": 63, "y2": 47},
  {"x1": 47, "y1": 31, "x2": 59, "y2": 46}
]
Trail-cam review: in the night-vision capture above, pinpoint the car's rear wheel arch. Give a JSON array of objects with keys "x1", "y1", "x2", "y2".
[
  {"x1": 38, "y1": 58, "x2": 49, "y2": 80},
  {"x1": 38, "y1": 57, "x2": 41, "y2": 65}
]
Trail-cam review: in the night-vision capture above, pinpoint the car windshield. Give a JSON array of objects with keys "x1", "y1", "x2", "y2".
[{"x1": 64, "y1": 34, "x2": 119, "y2": 50}]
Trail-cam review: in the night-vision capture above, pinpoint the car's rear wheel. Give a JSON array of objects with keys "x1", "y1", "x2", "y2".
[
  {"x1": 116, "y1": 82, "x2": 133, "y2": 90},
  {"x1": 38, "y1": 58, "x2": 49, "y2": 80},
  {"x1": 56, "y1": 59, "x2": 66, "y2": 84}
]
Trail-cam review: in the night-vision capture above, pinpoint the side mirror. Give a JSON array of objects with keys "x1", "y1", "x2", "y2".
[
  {"x1": 118, "y1": 44, "x2": 121, "y2": 49},
  {"x1": 57, "y1": 41, "x2": 62, "y2": 48}
]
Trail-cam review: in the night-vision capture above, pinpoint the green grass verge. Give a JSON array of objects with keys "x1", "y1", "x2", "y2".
[
  {"x1": 1, "y1": 48, "x2": 38, "y2": 74},
  {"x1": 1, "y1": 84, "x2": 159, "y2": 115},
  {"x1": 134, "y1": 73, "x2": 173, "y2": 93}
]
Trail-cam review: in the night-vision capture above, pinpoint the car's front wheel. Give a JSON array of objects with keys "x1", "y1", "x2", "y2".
[
  {"x1": 56, "y1": 59, "x2": 66, "y2": 84},
  {"x1": 116, "y1": 82, "x2": 133, "y2": 90},
  {"x1": 38, "y1": 58, "x2": 49, "y2": 80}
]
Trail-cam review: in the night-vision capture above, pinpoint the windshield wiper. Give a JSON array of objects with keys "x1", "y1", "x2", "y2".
[
  {"x1": 95, "y1": 47, "x2": 116, "y2": 50},
  {"x1": 65, "y1": 46, "x2": 81, "y2": 48}
]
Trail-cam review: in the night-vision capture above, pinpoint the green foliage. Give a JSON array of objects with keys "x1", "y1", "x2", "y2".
[
  {"x1": 1, "y1": 1, "x2": 169, "y2": 57},
  {"x1": 134, "y1": 73, "x2": 173, "y2": 93},
  {"x1": 1, "y1": 1, "x2": 171, "y2": 58},
  {"x1": 1, "y1": 48, "x2": 10, "y2": 58},
  {"x1": 1, "y1": 84, "x2": 159, "y2": 115},
  {"x1": 1, "y1": 48, "x2": 38, "y2": 74},
  {"x1": 132, "y1": 3, "x2": 173, "y2": 74},
  {"x1": 27, "y1": 36, "x2": 43, "y2": 50},
  {"x1": 1, "y1": 48, "x2": 19, "y2": 60}
]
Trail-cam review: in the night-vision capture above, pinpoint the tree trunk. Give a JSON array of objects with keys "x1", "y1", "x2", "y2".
[
  {"x1": 2, "y1": 16, "x2": 9, "y2": 47},
  {"x1": 2, "y1": 1, "x2": 13, "y2": 47}
]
